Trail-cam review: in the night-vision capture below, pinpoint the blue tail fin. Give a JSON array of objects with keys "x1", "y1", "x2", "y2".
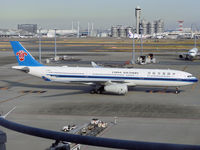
[{"x1": 10, "y1": 41, "x2": 43, "y2": 66}]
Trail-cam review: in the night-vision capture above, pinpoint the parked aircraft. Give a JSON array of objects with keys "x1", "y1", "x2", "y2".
[
  {"x1": 179, "y1": 47, "x2": 200, "y2": 60},
  {"x1": 179, "y1": 35, "x2": 199, "y2": 60},
  {"x1": 10, "y1": 41, "x2": 198, "y2": 95}
]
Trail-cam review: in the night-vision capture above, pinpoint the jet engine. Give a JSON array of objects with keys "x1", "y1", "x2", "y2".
[
  {"x1": 179, "y1": 55, "x2": 183, "y2": 59},
  {"x1": 104, "y1": 84, "x2": 128, "y2": 95}
]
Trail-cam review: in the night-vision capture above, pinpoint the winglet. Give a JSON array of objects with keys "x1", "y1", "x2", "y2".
[
  {"x1": 91, "y1": 61, "x2": 102, "y2": 68},
  {"x1": 10, "y1": 41, "x2": 43, "y2": 66}
]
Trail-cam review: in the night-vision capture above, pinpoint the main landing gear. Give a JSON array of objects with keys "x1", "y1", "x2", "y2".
[{"x1": 90, "y1": 86, "x2": 104, "y2": 94}]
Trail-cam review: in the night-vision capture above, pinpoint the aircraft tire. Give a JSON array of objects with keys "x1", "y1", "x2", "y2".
[
  {"x1": 90, "y1": 90, "x2": 96, "y2": 94},
  {"x1": 96, "y1": 90, "x2": 101, "y2": 94},
  {"x1": 175, "y1": 90, "x2": 179, "y2": 94}
]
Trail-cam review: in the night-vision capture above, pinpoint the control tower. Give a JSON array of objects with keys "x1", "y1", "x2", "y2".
[{"x1": 135, "y1": 6, "x2": 141, "y2": 34}]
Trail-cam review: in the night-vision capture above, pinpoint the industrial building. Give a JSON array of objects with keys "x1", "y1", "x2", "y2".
[
  {"x1": 18, "y1": 24, "x2": 37, "y2": 34},
  {"x1": 0, "y1": 29, "x2": 35, "y2": 38}
]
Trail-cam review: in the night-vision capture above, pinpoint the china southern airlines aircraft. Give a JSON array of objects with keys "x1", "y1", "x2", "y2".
[{"x1": 10, "y1": 41, "x2": 198, "y2": 95}]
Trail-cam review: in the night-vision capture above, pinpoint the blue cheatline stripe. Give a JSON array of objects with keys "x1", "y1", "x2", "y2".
[
  {"x1": 47, "y1": 74, "x2": 198, "y2": 83},
  {"x1": 42, "y1": 76, "x2": 51, "y2": 81}
]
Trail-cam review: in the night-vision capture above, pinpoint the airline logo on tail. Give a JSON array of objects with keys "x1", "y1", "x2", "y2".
[
  {"x1": 16, "y1": 50, "x2": 28, "y2": 61},
  {"x1": 128, "y1": 31, "x2": 134, "y2": 38}
]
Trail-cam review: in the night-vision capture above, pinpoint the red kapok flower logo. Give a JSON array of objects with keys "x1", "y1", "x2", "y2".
[{"x1": 16, "y1": 50, "x2": 28, "y2": 61}]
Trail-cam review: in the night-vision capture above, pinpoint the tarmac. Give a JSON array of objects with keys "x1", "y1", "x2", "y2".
[{"x1": 0, "y1": 39, "x2": 200, "y2": 150}]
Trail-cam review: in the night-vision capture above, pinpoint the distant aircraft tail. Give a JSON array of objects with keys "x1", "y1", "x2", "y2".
[{"x1": 10, "y1": 41, "x2": 43, "y2": 66}]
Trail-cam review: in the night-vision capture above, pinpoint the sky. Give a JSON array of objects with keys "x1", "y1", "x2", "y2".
[{"x1": 1, "y1": 0, "x2": 200, "y2": 30}]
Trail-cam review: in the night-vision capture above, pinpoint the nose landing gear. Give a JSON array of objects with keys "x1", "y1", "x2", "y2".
[{"x1": 175, "y1": 87, "x2": 180, "y2": 94}]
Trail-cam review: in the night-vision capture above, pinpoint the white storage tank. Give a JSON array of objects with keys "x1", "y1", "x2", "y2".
[
  {"x1": 141, "y1": 19, "x2": 148, "y2": 35},
  {"x1": 111, "y1": 26, "x2": 118, "y2": 37},
  {"x1": 119, "y1": 26, "x2": 126, "y2": 38}
]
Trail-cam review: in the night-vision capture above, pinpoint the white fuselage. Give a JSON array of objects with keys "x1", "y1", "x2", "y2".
[
  {"x1": 27, "y1": 66, "x2": 198, "y2": 87},
  {"x1": 188, "y1": 48, "x2": 198, "y2": 57}
]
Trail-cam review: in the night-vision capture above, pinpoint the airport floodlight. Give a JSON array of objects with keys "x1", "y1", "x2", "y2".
[
  {"x1": 39, "y1": 28, "x2": 42, "y2": 63},
  {"x1": 72, "y1": 21, "x2": 74, "y2": 31},
  {"x1": 54, "y1": 29, "x2": 57, "y2": 57},
  {"x1": 88, "y1": 22, "x2": 90, "y2": 37},
  {"x1": 131, "y1": 36, "x2": 135, "y2": 64},
  {"x1": 140, "y1": 27, "x2": 143, "y2": 56},
  {"x1": 191, "y1": 24, "x2": 199, "y2": 48},
  {"x1": 91, "y1": 22, "x2": 94, "y2": 36},
  {"x1": 77, "y1": 21, "x2": 80, "y2": 38}
]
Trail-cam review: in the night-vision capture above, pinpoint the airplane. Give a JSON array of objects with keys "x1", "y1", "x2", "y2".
[
  {"x1": 10, "y1": 41, "x2": 198, "y2": 95},
  {"x1": 179, "y1": 35, "x2": 199, "y2": 60},
  {"x1": 179, "y1": 47, "x2": 200, "y2": 60}
]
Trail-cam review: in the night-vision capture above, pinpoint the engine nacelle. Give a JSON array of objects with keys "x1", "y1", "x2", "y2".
[
  {"x1": 104, "y1": 84, "x2": 128, "y2": 95},
  {"x1": 179, "y1": 55, "x2": 183, "y2": 59}
]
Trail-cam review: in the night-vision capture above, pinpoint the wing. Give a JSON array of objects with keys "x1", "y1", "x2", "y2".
[
  {"x1": 70, "y1": 80, "x2": 136, "y2": 86},
  {"x1": 70, "y1": 80, "x2": 125, "y2": 85},
  {"x1": 91, "y1": 61, "x2": 102, "y2": 68}
]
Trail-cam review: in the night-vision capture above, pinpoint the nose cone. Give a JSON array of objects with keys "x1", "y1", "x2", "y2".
[
  {"x1": 190, "y1": 53, "x2": 196, "y2": 57},
  {"x1": 192, "y1": 77, "x2": 198, "y2": 83}
]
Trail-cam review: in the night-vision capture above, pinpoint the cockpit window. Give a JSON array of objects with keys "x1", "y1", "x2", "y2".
[{"x1": 187, "y1": 75, "x2": 192, "y2": 77}]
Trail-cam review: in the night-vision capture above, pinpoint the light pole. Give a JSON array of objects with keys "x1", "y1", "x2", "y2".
[
  {"x1": 128, "y1": 29, "x2": 135, "y2": 64},
  {"x1": 91, "y1": 22, "x2": 94, "y2": 36},
  {"x1": 140, "y1": 27, "x2": 143, "y2": 56},
  {"x1": 88, "y1": 22, "x2": 90, "y2": 37},
  {"x1": 130, "y1": 30, "x2": 135, "y2": 64},
  {"x1": 54, "y1": 29, "x2": 57, "y2": 58},
  {"x1": 77, "y1": 21, "x2": 80, "y2": 38},
  {"x1": 131, "y1": 36, "x2": 135, "y2": 64},
  {"x1": 191, "y1": 24, "x2": 199, "y2": 48},
  {"x1": 39, "y1": 28, "x2": 42, "y2": 63}
]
